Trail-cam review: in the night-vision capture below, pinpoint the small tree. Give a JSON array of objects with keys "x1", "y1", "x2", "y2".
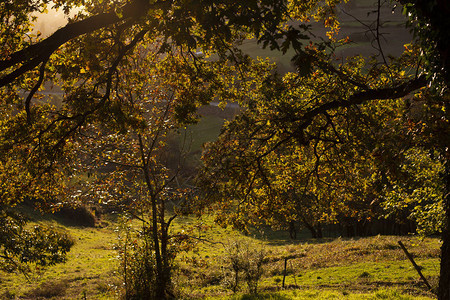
[
  {"x1": 68, "y1": 43, "x2": 189, "y2": 298},
  {"x1": 66, "y1": 36, "x2": 258, "y2": 297}
]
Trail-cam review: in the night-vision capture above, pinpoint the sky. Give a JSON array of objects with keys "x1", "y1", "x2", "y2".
[{"x1": 33, "y1": 7, "x2": 80, "y2": 37}]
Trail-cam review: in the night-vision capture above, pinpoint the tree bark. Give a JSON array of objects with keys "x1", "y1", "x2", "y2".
[
  {"x1": 301, "y1": 216, "x2": 318, "y2": 238},
  {"x1": 438, "y1": 152, "x2": 450, "y2": 300},
  {"x1": 316, "y1": 224, "x2": 323, "y2": 238},
  {"x1": 288, "y1": 220, "x2": 297, "y2": 239},
  {"x1": 0, "y1": 0, "x2": 161, "y2": 87},
  {"x1": 138, "y1": 135, "x2": 166, "y2": 299}
]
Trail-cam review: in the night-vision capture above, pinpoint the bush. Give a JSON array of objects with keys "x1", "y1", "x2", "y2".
[
  {"x1": 1, "y1": 290, "x2": 15, "y2": 299},
  {"x1": 223, "y1": 240, "x2": 266, "y2": 294},
  {"x1": 118, "y1": 225, "x2": 159, "y2": 299},
  {"x1": 55, "y1": 205, "x2": 97, "y2": 227},
  {"x1": 116, "y1": 217, "x2": 176, "y2": 300}
]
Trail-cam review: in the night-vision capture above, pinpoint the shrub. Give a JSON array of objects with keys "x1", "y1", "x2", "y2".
[
  {"x1": 223, "y1": 240, "x2": 266, "y2": 294},
  {"x1": 1, "y1": 290, "x2": 15, "y2": 299},
  {"x1": 116, "y1": 217, "x2": 177, "y2": 300},
  {"x1": 55, "y1": 205, "x2": 96, "y2": 227},
  {"x1": 118, "y1": 225, "x2": 159, "y2": 299}
]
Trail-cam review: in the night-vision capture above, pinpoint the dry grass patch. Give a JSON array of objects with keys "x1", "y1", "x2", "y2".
[{"x1": 270, "y1": 236, "x2": 440, "y2": 270}]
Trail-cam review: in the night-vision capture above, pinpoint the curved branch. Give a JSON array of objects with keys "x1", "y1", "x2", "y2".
[
  {"x1": 25, "y1": 56, "x2": 49, "y2": 123},
  {"x1": 50, "y1": 28, "x2": 148, "y2": 151},
  {"x1": 298, "y1": 75, "x2": 427, "y2": 131},
  {"x1": 255, "y1": 75, "x2": 426, "y2": 158},
  {"x1": 0, "y1": 0, "x2": 166, "y2": 88}
]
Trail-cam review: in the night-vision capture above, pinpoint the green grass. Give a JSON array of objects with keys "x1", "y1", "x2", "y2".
[
  {"x1": 262, "y1": 258, "x2": 439, "y2": 286},
  {"x1": 238, "y1": 39, "x2": 297, "y2": 73},
  {"x1": 168, "y1": 113, "x2": 226, "y2": 171},
  {"x1": 179, "y1": 115, "x2": 225, "y2": 154},
  {"x1": 0, "y1": 223, "x2": 118, "y2": 299},
  {"x1": 168, "y1": 215, "x2": 440, "y2": 299},
  {"x1": 210, "y1": 288, "x2": 436, "y2": 300},
  {"x1": 0, "y1": 212, "x2": 440, "y2": 299}
]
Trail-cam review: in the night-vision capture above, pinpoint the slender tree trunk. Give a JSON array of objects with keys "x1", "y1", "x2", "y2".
[
  {"x1": 138, "y1": 135, "x2": 165, "y2": 299},
  {"x1": 160, "y1": 199, "x2": 172, "y2": 298},
  {"x1": 438, "y1": 153, "x2": 450, "y2": 300},
  {"x1": 150, "y1": 194, "x2": 165, "y2": 299}
]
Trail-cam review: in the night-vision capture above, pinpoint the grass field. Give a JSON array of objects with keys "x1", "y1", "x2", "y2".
[{"x1": 0, "y1": 211, "x2": 440, "y2": 299}]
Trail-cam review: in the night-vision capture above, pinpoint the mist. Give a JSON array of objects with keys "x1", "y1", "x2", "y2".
[{"x1": 33, "y1": 7, "x2": 80, "y2": 37}]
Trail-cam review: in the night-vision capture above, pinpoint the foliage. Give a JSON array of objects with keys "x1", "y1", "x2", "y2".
[
  {"x1": 117, "y1": 215, "x2": 176, "y2": 299},
  {"x1": 1, "y1": 0, "x2": 269, "y2": 285},
  {"x1": 58, "y1": 29, "x2": 272, "y2": 298},
  {"x1": 198, "y1": 49, "x2": 444, "y2": 236},
  {"x1": 402, "y1": 0, "x2": 450, "y2": 91},
  {"x1": 382, "y1": 148, "x2": 445, "y2": 235},
  {"x1": 0, "y1": 209, "x2": 74, "y2": 275}
]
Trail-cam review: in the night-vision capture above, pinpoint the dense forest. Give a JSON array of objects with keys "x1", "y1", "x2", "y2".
[{"x1": 0, "y1": 0, "x2": 449, "y2": 299}]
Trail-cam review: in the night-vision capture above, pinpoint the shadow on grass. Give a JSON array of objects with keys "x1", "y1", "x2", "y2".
[
  {"x1": 245, "y1": 225, "x2": 339, "y2": 246},
  {"x1": 23, "y1": 279, "x2": 69, "y2": 299},
  {"x1": 231, "y1": 293, "x2": 293, "y2": 300}
]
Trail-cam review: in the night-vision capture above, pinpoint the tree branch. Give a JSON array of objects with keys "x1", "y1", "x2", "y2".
[
  {"x1": 0, "y1": 0, "x2": 165, "y2": 88},
  {"x1": 25, "y1": 55, "x2": 49, "y2": 123},
  {"x1": 297, "y1": 75, "x2": 427, "y2": 131}
]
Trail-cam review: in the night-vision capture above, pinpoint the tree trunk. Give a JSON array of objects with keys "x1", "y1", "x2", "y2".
[
  {"x1": 301, "y1": 216, "x2": 317, "y2": 238},
  {"x1": 159, "y1": 200, "x2": 174, "y2": 299},
  {"x1": 438, "y1": 154, "x2": 450, "y2": 300},
  {"x1": 288, "y1": 220, "x2": 297, "y2": 239},
  {"x1": 138, "y1": 135, "x2": 166, "y2": 299},
  {"x1": 346, "y1": 224, "x2": 355, "y2": 237},
  {"x1": 438, "y1": 227, "x2": 450, "y2": 299},
  {"x1": 316, "y1": 224, "x2": 323, "y2": 238},
  {"x1": 151, "y1": 194, "x2": 166, "y2": 299}
]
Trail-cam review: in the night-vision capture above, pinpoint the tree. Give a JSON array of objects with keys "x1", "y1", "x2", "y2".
[
  {"x1": 198, "y1": 82, "x2": 445, "y2": 235},
  {"x1": 195, "y1": 0, "x2": 448, "y2": 297},
  {"x1": 71, "y1": 42, "x2": 188, "y2": 298},
  {"x1": 400, "y1": 2, "x2": 450, "y2": 297},
  {"x1": 65, "y1": 39, "x2": 267, "y2": 298},
  {"x1": 2, "y1": 1, "x2": 271, "y2": 296},
  {"x1": 0, "y1": 0, "x2": 449, "y2": 298},
  {"x1": 0, "y1": 0, "x2": 264, "y2": 288}
]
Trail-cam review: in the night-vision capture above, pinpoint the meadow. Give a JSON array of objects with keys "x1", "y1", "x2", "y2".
[{"x1": 0, "y1": 209, "x2": 441, "y2": 299}]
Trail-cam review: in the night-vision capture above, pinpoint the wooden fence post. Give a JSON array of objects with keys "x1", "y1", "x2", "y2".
[
  {"x1": 282, "y1": 258, "x2": 288, "y2": 288},
  {"x1": 398, "y1": 240, "x2": 434, "y2": 293}
]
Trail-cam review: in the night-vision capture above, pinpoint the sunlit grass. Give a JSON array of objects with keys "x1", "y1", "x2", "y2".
[
  {"x1": 208, "y1": 288, "x2": 436, "y2": 300},
  {"x1": 0, "y1": 222, "x2": 118, "y2": 299},
  {"x1": 0, "y1": 211, "x2": 440, "y2": 299}
]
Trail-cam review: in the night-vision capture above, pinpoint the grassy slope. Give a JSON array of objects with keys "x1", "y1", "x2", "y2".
[
  {"x1": 0, "y1": 221, "x2": 118, "y2": 299},
  {"x1": 0, "y1": 213, "x2": 441, "y2": 299},
  {"x1": 174, "y1": 216, "x2": 440, "y2": 299}
]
